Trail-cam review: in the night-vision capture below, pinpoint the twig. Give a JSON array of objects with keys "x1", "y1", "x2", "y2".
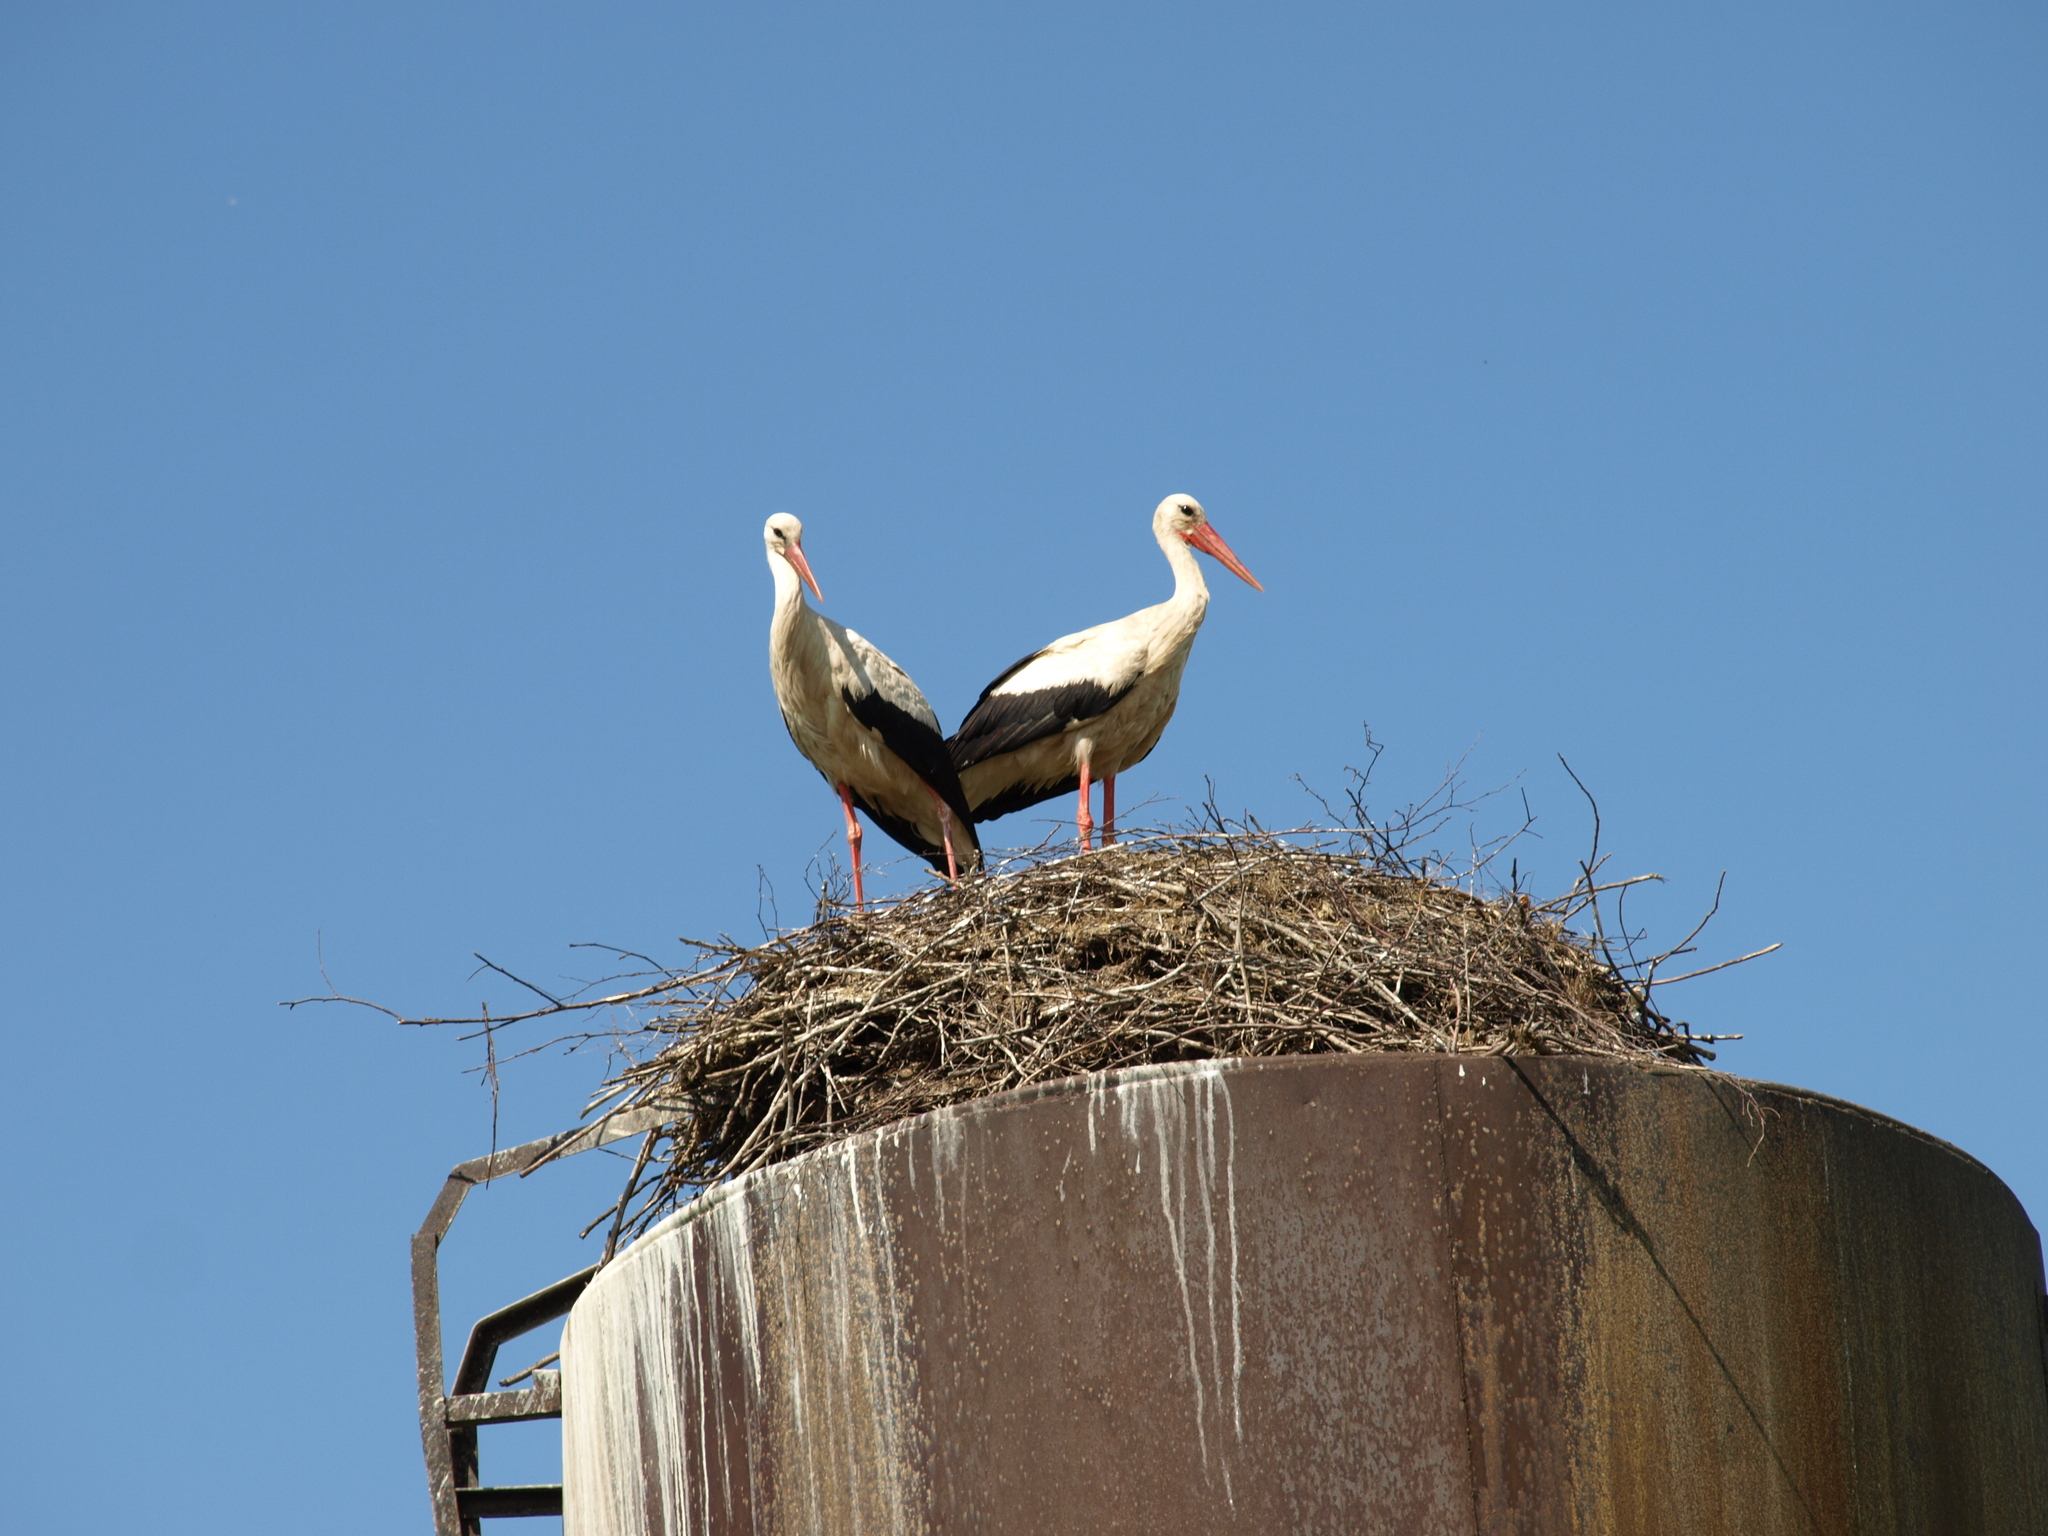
[{"x1": 1644, "y1": 944, "x2": 1784, "y2": 986}]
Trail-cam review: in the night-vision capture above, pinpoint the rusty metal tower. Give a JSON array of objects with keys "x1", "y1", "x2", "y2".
[{"x1": 418, "y1": 1057, "x2": 2048, "y2": 1533}]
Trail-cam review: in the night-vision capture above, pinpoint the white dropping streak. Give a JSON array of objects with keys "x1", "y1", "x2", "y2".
[
  {"x1": 1152, "y1": 1081, "x2": 1208, "y2": 1467},
  {"x1": 1223, "y1": 1078, "x2": 1241, "y2": 1439},
  {"x1": 1197, "y1": 1073, "x2": 1223, "y2": 1448}
]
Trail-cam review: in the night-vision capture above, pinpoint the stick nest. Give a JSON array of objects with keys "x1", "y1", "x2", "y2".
[{"x1": 594, "y1": 830, "x2": 1715, "y2": 1228}]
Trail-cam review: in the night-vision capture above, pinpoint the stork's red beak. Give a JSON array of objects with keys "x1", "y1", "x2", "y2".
[
  {"x1": 786, "y1": 542, "x2": 824, "y2": 602},
  {"x1": 1184, "y1": 522, "x2": 1264, "y2": 591}
]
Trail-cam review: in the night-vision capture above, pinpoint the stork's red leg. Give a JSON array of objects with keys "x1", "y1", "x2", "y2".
[
  {"x1": 1076, "y1": 758, "x2": 1094, "y2": 851},
  {"x1": 923, "y1": 783, "x2": 961, "y2": 884},
  {"x1": 837, "y1": 784, "x2": 866, "y2": 910},
  {"x1": 1102, "y1": 774, "x2": 1117, "y2": 846}
]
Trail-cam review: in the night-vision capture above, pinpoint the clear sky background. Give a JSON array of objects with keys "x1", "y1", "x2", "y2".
[{"x1": 3, "y1": 4, "x2": 2042, "y2": 1532}]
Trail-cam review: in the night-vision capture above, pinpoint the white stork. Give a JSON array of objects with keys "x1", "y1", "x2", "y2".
[
  {"x1": 947, "y1": 494, "x2": 1262, "y2": 849},
  {"x1": 763, "y1": 513, "x2": 979, "y2": 909}
]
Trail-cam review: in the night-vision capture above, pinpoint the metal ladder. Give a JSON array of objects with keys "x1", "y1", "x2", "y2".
[{"x1": 411, "y1": 1110, "x2": 666, "y2": 1534}]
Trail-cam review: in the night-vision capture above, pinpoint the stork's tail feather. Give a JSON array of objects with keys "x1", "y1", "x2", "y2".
[{"x1": 855, "y1": 794, "x2": 984, "y2": 877}]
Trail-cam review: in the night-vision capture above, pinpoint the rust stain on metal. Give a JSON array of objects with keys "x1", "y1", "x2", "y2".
[{"x1": 561, "y1": 1057, "x2": 2048, "y2": 1534}]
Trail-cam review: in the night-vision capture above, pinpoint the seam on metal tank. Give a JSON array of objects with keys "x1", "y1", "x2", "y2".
[
  {"x1": 1509, "y1": 1060, "x2": 1824, "y2": 1532},
  {"x1": 1427, "y1": 1058, "x2": 1487, "y2": 1536}
]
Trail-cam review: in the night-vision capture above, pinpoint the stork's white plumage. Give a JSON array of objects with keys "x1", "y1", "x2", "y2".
[
  {"x1": 764, "y1": 514, "x2": 979, "y2": 908},
  {"x1": 947, "y1": 494, "x2": 1262, "y2": 848}
]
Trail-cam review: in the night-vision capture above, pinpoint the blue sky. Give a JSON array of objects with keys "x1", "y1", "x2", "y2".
[{"x1": 3, "y1": 4, "x2": 2042, "y2": 1531}]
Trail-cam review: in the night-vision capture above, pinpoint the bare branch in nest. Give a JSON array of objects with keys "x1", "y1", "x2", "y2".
[
  {"x1": 282, "y1": 971, "x2": 685, "y2": 1031},
  {"x1": 481, "y1": 1004, "x2": 501, "y2": 1168},
  {"x1": 470, "y1": 953, "x2": 564, "y2": 1009},
  {"x1": 1645, "y1": 944, "x2": 1784, "y2": 986},
  {"x1": 280, "y1": 989, "x2": 407, "y2": 1020}
]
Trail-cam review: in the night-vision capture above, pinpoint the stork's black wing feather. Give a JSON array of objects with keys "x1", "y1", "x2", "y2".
[
  {"x1": 964, "y1": 770, "x2": 1082, "y2": 824},
  {"x1": 851, "y1": 792, "x2": 949, "y2": 873},
  {"x1": 958, "y1": 722, "x2": 1173, "y2": 824},
  {"x1": 841, "y1": 685, "x2": 975, "y2": 831},
  {"x1": 947, "y1": 668, "x2": 1137, "y2": 769}
]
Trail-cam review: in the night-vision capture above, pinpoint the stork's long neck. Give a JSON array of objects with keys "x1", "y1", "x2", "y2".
[
  {"x1": 1161, "y1": 521, "x2": 1210, "y2": 606},
  {"x1": 1130, "y1": 520, "x2": 1204, "y2": 671},
  {"x1": 768, "y1": 549, "x2": 822, "y2": 665}
]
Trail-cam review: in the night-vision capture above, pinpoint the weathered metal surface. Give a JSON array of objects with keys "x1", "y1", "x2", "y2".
[
  {"x1": 560, "y1": 1056, "x2": 2048, "y2": 1535},
  {"x1": 452, "y1": 1268, "x2": 599, "y2": 1397},
  {"x1": 412, "y1": 1226, "x2": 463, "y2": 1535},
  {"x1": 447, "y1": 1374, "x2": 563, "y2": 1425}
]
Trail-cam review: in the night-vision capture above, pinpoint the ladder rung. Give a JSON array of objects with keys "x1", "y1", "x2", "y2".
[
  {"x1": 455, "y1": 1485, "x2": 563, "y2": 1519},
  {"x1": 446, "y1": 1373, "x2": 562, "y2": 1425}
]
